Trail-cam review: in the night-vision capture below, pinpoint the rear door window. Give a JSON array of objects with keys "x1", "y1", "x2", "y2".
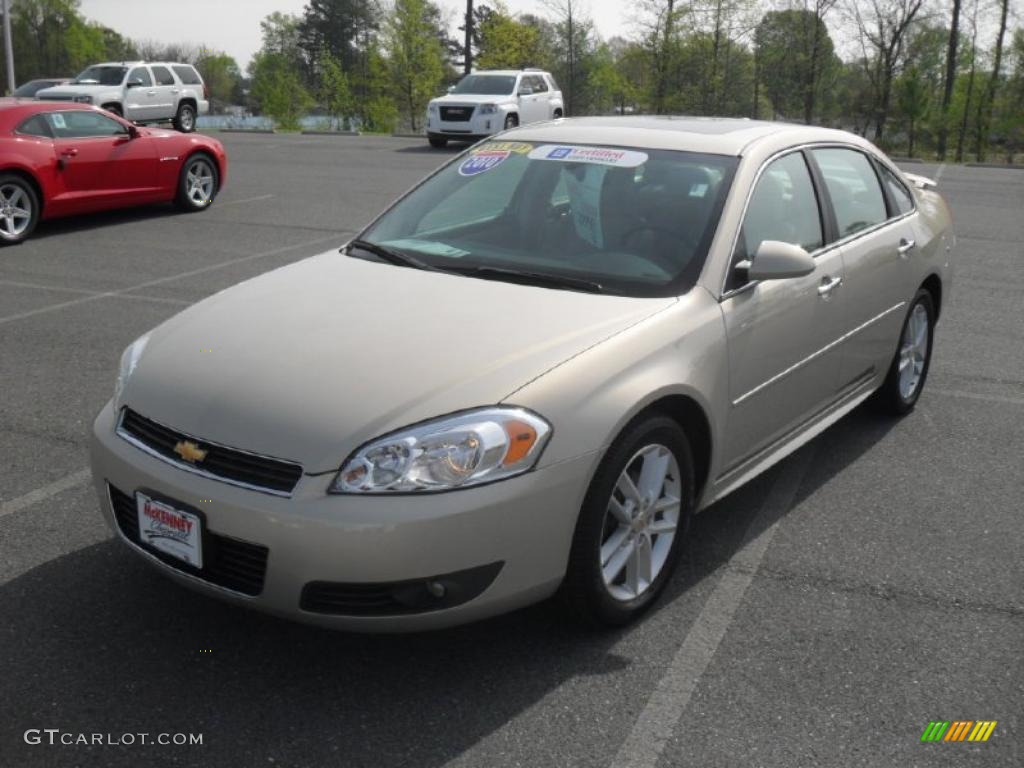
[
  {"x1": 151, "y1": 66, "x2": 176, "y2": 86},
  {"x1": 878, "y1": 165, "x2": 915, "y2": 216},
  {"x1": 17, "y1": 115, "x2": 53, "y2": 138},
  {"x1": 812, "y1": 148, "x2": 888, "y2": 238}
]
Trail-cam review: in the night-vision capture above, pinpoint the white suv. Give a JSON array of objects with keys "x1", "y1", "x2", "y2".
[
  {"x1": 36, "y1": 62, "x2": 210, "y2": 133},
  {"x1": 426, "y1": 69, "x2": 564, "y2": 148}
]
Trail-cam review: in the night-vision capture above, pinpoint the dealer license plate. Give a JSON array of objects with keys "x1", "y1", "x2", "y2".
[{"x1": 136, "y1": 493, "x2": 202, "y2": 568}]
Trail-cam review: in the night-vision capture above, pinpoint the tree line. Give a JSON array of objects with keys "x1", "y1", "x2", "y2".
[{"x1": 2, "y1": 0, "x2": 1022, "y2": 160}]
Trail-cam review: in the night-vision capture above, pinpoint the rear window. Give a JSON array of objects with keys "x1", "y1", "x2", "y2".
[
  {"x1": 172, "y1": 65, "x2": 202, "y2": 85},
  {"x1": 359, "y1": 141, "x2": 739, "y2": 297},
  {"x1": 151, "y1": 66, "x2": 175, "y2": 86}
]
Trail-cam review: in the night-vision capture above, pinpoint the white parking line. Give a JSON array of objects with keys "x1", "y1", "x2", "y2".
[
  {"x1": 0, "y1": 279, "x2": 192, "y2": 306},
  {"x1": 0, "y1": 233, "x2": 340, "y2": 326},
  {"x1": 0, "y1": 468, "x2": 91, "y2": 520},
  {"x1": 217, "y1": 194, "x2": 275, "y2": 207},
  {"x1": 931, "y1": 388, "x2": 1024, "y2": 406},
  {"x1": 613, "y1": 448, "x2": 814, "y2": 768},
  {"x1": 935, "y1": 163, "x2": 947, "y2": 182}
]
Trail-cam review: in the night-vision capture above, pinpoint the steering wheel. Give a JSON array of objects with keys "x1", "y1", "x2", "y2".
[{"x1": 619, "y1": 224, "x2": 698, "y2": 270}]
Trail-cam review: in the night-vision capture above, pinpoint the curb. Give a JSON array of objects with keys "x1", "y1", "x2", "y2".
[
  {"x1": 391, "y1": 133, "x2": 425, "y2": 139},
  {"x1": 964, "y1": 162, "x2": 1023, "y2": 170},
  {"x1": 301, "y1": 130, "x2": 361, "y2": 136}
]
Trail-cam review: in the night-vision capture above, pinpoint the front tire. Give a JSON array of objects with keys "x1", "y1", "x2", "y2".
[
  {"x1": 102, "y1": 103, "x2": 123, "y2": 118},
  {"x1": 0, "y1": 174, "x2": 40, "y2": 246},
  {"x1": 504, "y1": 113, "x2": 518, "y2": 130},
  {"x1": 174, "y1": 102, "x2": 197, "y2": 133},
  {"x1": 875, "y1": 288, "x2": 935, "y2": 415},
  {"x1": 562, "y1": 414, "x2": 695, "y2": 626},
  {"x1": 175, "y1": 154, "x2": 218, "y2": 212}
]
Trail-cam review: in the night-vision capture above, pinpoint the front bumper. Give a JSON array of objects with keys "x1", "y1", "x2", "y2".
[
  {"x1": 426, "y1": 110, "x2": 503, "y2": 140},
  {"x1": 90, "y1": 401, "x2": 595, "y2": 631}
]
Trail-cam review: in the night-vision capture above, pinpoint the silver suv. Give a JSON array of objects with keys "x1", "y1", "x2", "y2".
[{"x1": 35, "y1": 62, "x2": 210, "y2": 133}]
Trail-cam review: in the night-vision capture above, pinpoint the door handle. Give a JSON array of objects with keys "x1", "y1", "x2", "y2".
[
  {"x1": 60, "y1": 148, "x2": 78, "y2": 157},
  {"x1": 171, "y1": 88, "x2": 180, "y2": 94},
  {"x1": 146, "y1": 90, "x2": 156, "y2": 96},
  {"x1": 817, "y1": 275, "x2": 843, "y2": 297},
  {"x1": 897, "y1": 238, "x2": 916, "y2": 257}
]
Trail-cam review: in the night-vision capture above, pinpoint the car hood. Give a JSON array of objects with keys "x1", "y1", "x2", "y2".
[
  {"x1": 432, "y1": 93, "x2": 516, "y2": 106},
  {"x1": 36, "y1": 83, "x2": 115, "y2": 96},
  {"x1": 123, "y1": 252, "x2": 675, "y2": 472}
]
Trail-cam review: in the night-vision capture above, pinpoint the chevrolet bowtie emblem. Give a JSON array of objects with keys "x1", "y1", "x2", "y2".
[{"x1": 174, "y1": 440, "x2": 208, "y2": 464}]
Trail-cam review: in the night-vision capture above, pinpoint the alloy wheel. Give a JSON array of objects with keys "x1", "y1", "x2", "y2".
[
  {"x1": 186, "y1": 160, "x2": 215, "y2": 207},
  {"x1": 0, "y1": 184, "x2": 32, "y2": 239},
  {"x1": 898, "y1": 302, "x2": 929, "y2": 400},
  {"x1": 600, "y1": 443, "x2": 682, "y2": 601}
]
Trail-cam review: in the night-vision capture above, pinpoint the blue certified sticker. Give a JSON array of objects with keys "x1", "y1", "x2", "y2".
[
  {"x1": 547, "y1": 146, "x2": 573, "y2": 159},
  {"x1": 458, "y1": 150, "x2": 511, "y2": 176}
]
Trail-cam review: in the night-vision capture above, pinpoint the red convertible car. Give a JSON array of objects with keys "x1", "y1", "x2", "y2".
[{"x1": 0, "y1": 100, "x2": 227, "y2": 245}]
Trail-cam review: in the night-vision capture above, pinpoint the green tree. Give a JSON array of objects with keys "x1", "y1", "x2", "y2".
[
  {"x1": 196, "y1": 53, "x2": 241, "y2": 107},
  {"x1": 896, "y1": 66, "x2": 930, "y2": 155},
  {"x1": 249, "y1": 51, "x2": 313, "y2": 129},
  {"x1": 475, "y1": 4, "x2": 545, "y2": 69},
  {"x1": 318, "y1": 51, "x2": 353, "y2": 129},
  {"x1": 382, "y1": 0, "x2": 446, "y2": 132},
  {"x1": 756, "y1": 7, "x2": 838, "y2": 123}
]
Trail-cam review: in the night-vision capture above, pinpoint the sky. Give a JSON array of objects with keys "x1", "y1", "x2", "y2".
[{"x1": 78, "y1": 0, "x2": 633, "y2": 73}]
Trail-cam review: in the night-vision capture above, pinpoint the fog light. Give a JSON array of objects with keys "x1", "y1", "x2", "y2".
[{"x1": 426, "y1": 580, "x2": 446, "y2": 598}]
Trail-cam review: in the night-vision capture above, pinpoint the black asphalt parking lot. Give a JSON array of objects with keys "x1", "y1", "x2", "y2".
[{"x1": 0, "y1": 133, "x2": 1021, "y2": 768}]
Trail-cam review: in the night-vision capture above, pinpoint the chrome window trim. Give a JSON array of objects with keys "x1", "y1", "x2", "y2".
[
  {"x1": 719, "y1": 141, "x2": 917, "y2": 301},
  {"x1": 731, "y1": 300, "x2": 906, "y2": 406},
  {"x1": 115, "y1": 408, "x2": 302, "y2": 498}
]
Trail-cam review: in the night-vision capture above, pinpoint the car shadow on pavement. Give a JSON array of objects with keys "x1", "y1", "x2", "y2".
[
  {"x1": 0, "y1": 403, "x2": 898, "y2": 768},
  {"x1": 395, "y1": 144, "x2": 465, "y2": 155},
  {"x1": 29, "y1": 205, "x2": 191, "y2": 241}
]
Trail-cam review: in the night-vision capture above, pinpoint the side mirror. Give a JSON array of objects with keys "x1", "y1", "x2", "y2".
[
  {"x1": 126, "y1": 124, "x2": 140, "y2": 139},
  {"x1": 126, "y1": 78, "x2": 144, "y2": 89},
  {"x1": 518, "y1": 85, "x2": 534, "y2": 96},
  {"x1": 742, "y1": 240, "x2": 815, "y2": 281}
]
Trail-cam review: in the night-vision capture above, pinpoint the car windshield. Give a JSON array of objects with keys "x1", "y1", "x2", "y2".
[
  {"x1": 450, "y1": 75, "x2": 517, "y2": 95},
  {"x1": 356, "y1": 141, "x2": 739, "y2": 297},
  {"x1": 73, "y1": 66, "x2": 127, "y2": 85}
]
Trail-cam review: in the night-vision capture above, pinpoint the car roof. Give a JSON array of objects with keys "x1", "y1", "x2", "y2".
[
  {"x1": 507, "y1": 116, "x2": 865, "y2": 157},
  {"x1": 0, "y1": 99, "x2": 102, "y2": 128}
]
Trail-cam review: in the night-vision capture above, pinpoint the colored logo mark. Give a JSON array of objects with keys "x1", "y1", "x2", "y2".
[
  {"x1": 920, "y1": 720, "x2": 997, "y2": 742},
  {"x1": 547, "y1": 147, "x2": 572, "y2": 159}
]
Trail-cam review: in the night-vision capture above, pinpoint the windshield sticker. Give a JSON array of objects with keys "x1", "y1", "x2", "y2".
[
  {"x1": 50, "y1": 113, "x2": 67, "y2": 130},
  {"x1": 470, "y1": 141, "x2": 532, "y2": 155},
  {"x1": 689, "y1": 182, "x2": 709, "y2": 197},
  {"x1": 459, "y1": 150, "x2": 511, "y2": 176},
  {"x1": 564, "y1": 165, "x2": 606, "y2": 249},
  {"x1": 528, "y1": 144, "x2": 648, "y2": 168},
  {"x1": 380, "y1": 239, "x2": 470, "y2": 258}
]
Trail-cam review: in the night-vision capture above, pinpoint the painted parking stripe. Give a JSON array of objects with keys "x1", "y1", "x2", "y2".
[
  {"x1": 0, "y1": 233, "x2": 341, "y2": 326},
  {"x1": 0, "y1": 279, "x2": 192, "y2": 306},
  {"x1": 0, "y1": 468, "x2": 91, "y2": 520},
  {"x1": 613, "y1": 448, "x2": 815, "y2": 768}
]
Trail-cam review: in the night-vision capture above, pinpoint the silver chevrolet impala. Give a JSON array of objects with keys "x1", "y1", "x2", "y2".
[{"x1": 90, "y1": 117, "x2": 954, "y2": 630}]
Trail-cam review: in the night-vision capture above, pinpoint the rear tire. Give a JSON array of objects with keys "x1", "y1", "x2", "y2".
[
  {"x1": 428, "y1": 136, "x2": 448, "y2": 148},
  {"x1": 175, "y1": 154, "x2": 218, "y2": 212},
  {"x1": 102, "y1": 103, "x2": 123, "y2": 118},
  {"x1": 0, "y1": 174, "x2": 40, "y2": 246},
  {"x1": 562, "y1": 414, "x2": 695, "y2": 626},
  {"x1": 174, "y1": 102, "x2": 197, "y2": 133},
  {"x1": 874, "y1": 288, "x2": 935, "y2": 415}
]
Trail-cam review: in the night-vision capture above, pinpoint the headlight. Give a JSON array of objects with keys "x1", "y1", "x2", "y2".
[
  {"x1": 74, "y1": 95, "x2": 93, "y2": 104},
  {"x1": 330, "y1": 407, "x2": 552, "y2": 494},
  {"x1": 114, "y1": 334, "x2": 149, "y2": 404},
  {"x1": 479, "y1": 103, "x2": 498, "y2": 114}
]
